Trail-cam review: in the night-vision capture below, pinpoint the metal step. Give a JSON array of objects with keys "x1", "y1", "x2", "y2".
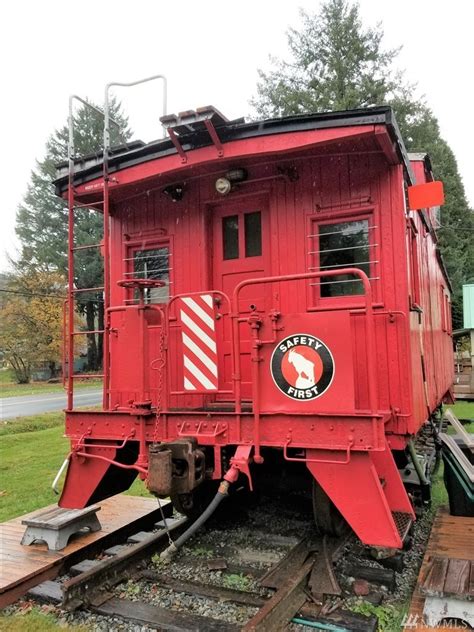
[{"x1": 392, "y1": 511, "x2": 413, "y2": 542}]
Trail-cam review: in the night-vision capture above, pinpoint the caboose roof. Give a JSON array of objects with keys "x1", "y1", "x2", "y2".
[{"x1": 54, "y1": 105, "x2": 415, "y2": 195}]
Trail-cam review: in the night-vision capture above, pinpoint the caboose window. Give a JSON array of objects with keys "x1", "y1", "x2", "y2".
[
  {"x1": 222, "y1": 215, "x2": 239, "y2": 260},
  {"x1": 315, "y1": 219, "x2": 371, "y2": 297},
  {"x1": 222, "y1": 211, "x2": 262, "y2": 259},
  {"x1": 245, "y1": 212, "x2": 262, "y2": 257},
  {"x1": 132, "y1": 246, "x2": 170, "y2": 303}
]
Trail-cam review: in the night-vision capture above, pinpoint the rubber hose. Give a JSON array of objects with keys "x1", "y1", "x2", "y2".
[
  {"x1": 407, "y1": 439, "x2": 430, "y2": 486},
  {"x1": 160, "y1": 482, "x2": 229, "y2": 560}
]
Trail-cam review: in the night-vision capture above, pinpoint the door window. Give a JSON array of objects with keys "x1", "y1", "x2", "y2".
[{"x1": 222, "y1": 210, "x2": 262, "y2": 260}]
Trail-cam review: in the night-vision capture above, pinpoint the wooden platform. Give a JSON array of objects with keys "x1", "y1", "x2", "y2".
[
  {"x1": 403, "y1": 508, "x2": 474, "y2": 631},
  {"x1": 0, "y1": 494, "x2": 171, "y2": 608}
]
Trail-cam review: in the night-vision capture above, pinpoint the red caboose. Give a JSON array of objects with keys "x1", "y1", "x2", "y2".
[{"x1": 55, "y1": 101, "x2": 453, "y2": 549}]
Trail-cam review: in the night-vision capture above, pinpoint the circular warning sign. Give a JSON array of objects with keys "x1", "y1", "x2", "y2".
[{"x1": 270, "y1": 334, "x2": 335, "y2": 400}]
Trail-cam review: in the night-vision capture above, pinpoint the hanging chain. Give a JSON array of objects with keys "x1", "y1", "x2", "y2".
[
  {"x1": 149, "y1": 320, "x2": 174, "y2": 546},
  {"x1": 152, "y1": 323, "x2": 166, "y2": 446}
]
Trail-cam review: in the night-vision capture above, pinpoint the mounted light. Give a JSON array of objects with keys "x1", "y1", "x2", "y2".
[
  {"x1": 215, "y1": 168, "x2": 248, "y2": 196},
  {"x1": 162, "y1": 183, "x2": 185, "y2": 202},
  {"x1": 215, "y1": 177, "x2": 232, "y2": 196},
  {"x1": 226, "y1": 168, "x2": 247, "y2": 183}
]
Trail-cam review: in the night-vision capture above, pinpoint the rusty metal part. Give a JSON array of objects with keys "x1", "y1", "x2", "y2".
[
  {"x1": 148, "y1": 438, "x2": 205, "y2": 497},
  {"x1": 243, "y1": 555, "x2": 316, "y2": 631},
  {"x1": 61, "y1": 516, "x2": 187, "y2": 610},
  {"x1": 147, "y1": 446, "x2": 172, "y2": 496},
  {"x1": 308, "y1": 536, "x2": 342, "y2": 597},
  {"x1": 259, "y1": 537, "x2": 316, "y2": 590}
]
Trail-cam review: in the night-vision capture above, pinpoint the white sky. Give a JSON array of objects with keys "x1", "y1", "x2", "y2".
[{"x1": 1, "y1": 0, "x2": 473, "y2": 272}]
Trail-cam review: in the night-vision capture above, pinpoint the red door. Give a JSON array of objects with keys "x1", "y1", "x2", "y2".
[{"x1": 212, "y1": 197, "x2": 271, "y2": 398}]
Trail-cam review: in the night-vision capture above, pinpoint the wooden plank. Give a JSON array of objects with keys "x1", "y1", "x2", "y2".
[
  {"x1": 141, "y1": 571, "x2": 265, "y2": 607},
  {"x1": 421, "y1": 557, "x2": 449, "y2": 596},
  {"x1": 0, "y1": 495, "x2": 172, "y2": 608},
  {"x1": 94, "y1": 597, "x2": 240, "y2": 632},
  {"x1": 444, "y1": 559, "x2": 471, "y2": 598},
  {"x1": 403, "y1": 508, "x2": 474, "y2": 632},
  {"x1": 22, "y1": 505, "x2": 100, "y2": 529}
]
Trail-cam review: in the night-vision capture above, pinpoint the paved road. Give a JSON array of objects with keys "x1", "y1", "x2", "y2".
[{"x1": 0, "y1": 389, "x2": 102, "y2": 420}]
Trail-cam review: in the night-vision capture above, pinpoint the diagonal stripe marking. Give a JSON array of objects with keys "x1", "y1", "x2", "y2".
[
  {"x1": 201, "y1": 294, "x2": 213, "y2": 307},
  {"x1": 180, "y1": 311, "x2": 217, "y2": 353},
  {"x1": 184, "y1": 376, "x2": 197, "y2": 391},
  {"x1": 184, "y1": 355, "x2": 217, "y2": 390},
  {"x1": 182, "y1": 333, "x2": 218, "y2": 377},
  {"x1": 181, "y1": 296, "x2": 215, "y2": 330}
]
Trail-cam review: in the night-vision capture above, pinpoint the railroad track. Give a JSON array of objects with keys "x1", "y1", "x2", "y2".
[{"x1": 21, "y1": 494, "x2": 381, "y2": 631}]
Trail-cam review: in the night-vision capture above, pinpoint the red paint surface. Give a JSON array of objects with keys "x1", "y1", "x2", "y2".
[{"x1": 60, "y1": 120, "x2": 453, "y2": 548}]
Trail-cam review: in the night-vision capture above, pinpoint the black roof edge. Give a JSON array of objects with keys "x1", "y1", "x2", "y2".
[{"x1": 53, "y1": 106, "x2": 415, "y2": 195}]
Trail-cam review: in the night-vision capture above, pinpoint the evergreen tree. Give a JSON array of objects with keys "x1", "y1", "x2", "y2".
[
  {"x1": 15, "y1": 98, "x2": 131, "y2": 369},
  {"x1": 251, "y1": 0, "x2": 473, "y2": 327}
]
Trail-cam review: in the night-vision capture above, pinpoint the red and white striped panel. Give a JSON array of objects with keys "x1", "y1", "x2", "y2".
[{"x1": 179, "y1": 294, "x2": 218, "y2": 392}]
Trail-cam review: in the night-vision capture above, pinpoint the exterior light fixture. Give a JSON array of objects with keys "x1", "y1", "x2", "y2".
[
  {"x1": 162, "y1": 183, "x2": 185, "y2": 202},
  {"x1": 215, "y1": 177, "x2": 232, "y2": 196},
  {"x1": 215, "y1": 168, "x2": 248, "y2": 196}
]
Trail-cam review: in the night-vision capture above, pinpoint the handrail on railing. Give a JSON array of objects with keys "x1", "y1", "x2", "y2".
[{"x1": 231, "y1": 268, "x2": 379, "y2": 462}]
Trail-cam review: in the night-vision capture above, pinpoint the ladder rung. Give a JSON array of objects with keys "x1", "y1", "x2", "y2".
[
  {"x1": 71, "y1": 287, "x2": 104, "y2": 294},
  {"x1": 72, "y1": 243, "x2": 102, "y2": 252},
  {"x1": 71, "y1": 374, "x2": 104, "y2": 379},
  {"x1": 72, "y1": 329, "x2": 105, "y2": 336},
  {"x1": 72, "y1": 201, "x2": 104, "y2": 210}
]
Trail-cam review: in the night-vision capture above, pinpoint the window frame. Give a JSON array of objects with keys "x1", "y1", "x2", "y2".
[
  {"x1": 408, "y1": 218, "x2": 422, "y2": 311},
  {"x1": 124, "y1": 236, "x2": 173, "y2": 305},
  {"x1": 306, "y1": 207, "x2": 381, "y2": 310},
  {"x1": 221, "y1": 209, "x2": 263, "y2": 262}
]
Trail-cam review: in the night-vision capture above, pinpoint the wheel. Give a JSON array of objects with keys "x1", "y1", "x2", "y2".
[{"x1": 312, "y1": 478, "x2": 348, "y2": 537}]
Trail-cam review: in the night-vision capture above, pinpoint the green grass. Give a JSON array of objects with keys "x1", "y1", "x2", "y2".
[
  {"x1": 446, "y1": 400, "x2": 474, "y2": 421},
  {"x1": 1, "y1": 378, "x2": 102, "y2": 398},
  {"x1": 0, "y1": 412, "x2": 64, "y2": 436},
  {"x1": 0, "y1": 608, "x2": 88, "y2": 631},
  {"x1": 0, "y1": 412, "x2": 150, "y2": 522}
]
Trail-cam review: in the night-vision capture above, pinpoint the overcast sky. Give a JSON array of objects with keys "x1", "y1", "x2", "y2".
[{"x1": 1, "y1": 0, "x2": 473, "y2": 272}]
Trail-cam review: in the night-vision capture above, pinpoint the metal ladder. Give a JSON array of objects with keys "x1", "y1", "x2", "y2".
[{"x1": 65, "y1": 75, "x2": 167, "y2": 410}]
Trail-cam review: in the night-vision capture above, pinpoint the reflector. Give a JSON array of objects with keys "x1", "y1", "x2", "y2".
[{"x1": 408, "y1": 181, "x2": 444, "y2": 210}]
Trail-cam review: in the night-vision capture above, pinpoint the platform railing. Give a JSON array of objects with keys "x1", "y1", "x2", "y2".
[{"x1": 230, "y1": 268, "x2": 378, "y2": 462}]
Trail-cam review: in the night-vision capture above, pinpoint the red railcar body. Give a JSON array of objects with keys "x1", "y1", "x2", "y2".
[{"x1": 55, "y1": 106, "x2": 453, "y2": 549}]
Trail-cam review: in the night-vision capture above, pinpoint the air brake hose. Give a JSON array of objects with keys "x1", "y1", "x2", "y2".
[
  {"x1": 407, "y1": 439, "x2": 431, "y2": 503},
  {"x1": 160, "y1": 480, "x2": 230, "y2": 560}
]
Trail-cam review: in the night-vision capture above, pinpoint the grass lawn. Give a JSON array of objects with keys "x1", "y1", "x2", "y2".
[
  {"x1": 0, "y1": 375, "x2": 103, "y2": 399},
  {"x1": 0, "y1": 607, "x2": 89, "y2": 631},
  {"x1": 0, "y1": 413, "x2": 149, "y2": 523}
]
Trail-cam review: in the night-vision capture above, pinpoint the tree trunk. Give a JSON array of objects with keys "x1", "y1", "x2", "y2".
[
  {"x1": 49, "y1": 360, "x2": 58, "y2": 378},
  {"x1": 85, "y1": 301, "x2": 98, "y2": 371},
  {"x1": 9, "y1": 354, "x2": 31, "y2": 384}
]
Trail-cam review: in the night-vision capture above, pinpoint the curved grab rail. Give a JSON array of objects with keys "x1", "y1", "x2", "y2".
[{"x1": 230, "y1": 268, "x2": 379, "y2": 455}]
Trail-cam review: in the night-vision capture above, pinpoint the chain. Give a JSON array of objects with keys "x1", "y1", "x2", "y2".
[
  {"x1": 150, "y1": 324, "x2": 175, "y2": 547},
  {"x1": 152, "y1": 324, "x2": 166, "y2": 446}
]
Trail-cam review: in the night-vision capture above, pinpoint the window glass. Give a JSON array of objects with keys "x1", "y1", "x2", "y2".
[
  {"x1": 222, "y1": 215, "x2": 239, "y2": 260},
  {"x1": 133, "y1": 246, "x2": 170, "y2": 303},
  {"x1": 244, "y1": 211, "x2": 262, "y2": 257},
  {"x1": 318, "y1": 220, "x2": 370, "y2": 297}
]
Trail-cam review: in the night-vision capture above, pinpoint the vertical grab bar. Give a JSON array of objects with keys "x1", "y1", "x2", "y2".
[{"x1": 103, "y1": 74, "x2": 168, "y2": 410}]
